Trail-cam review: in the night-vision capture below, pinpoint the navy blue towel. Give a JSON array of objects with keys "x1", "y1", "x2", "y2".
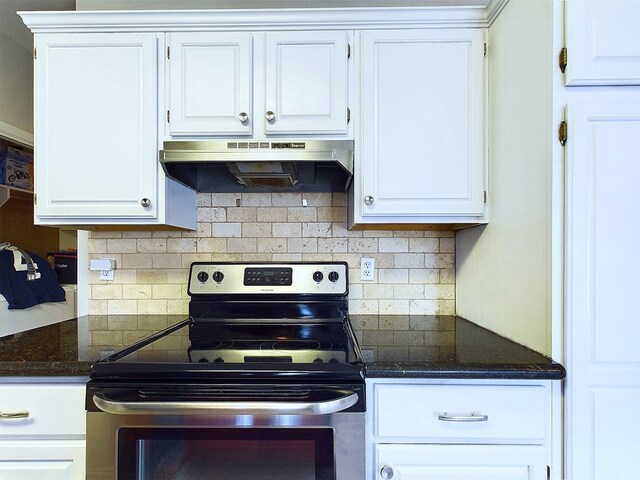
[{"x1": 0, "y1": 249, "x2": 66, "y2": 309}]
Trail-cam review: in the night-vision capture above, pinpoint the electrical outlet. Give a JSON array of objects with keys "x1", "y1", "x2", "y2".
[{"x1": 360, "y1": 257, "x2": 375, "y2": 281}]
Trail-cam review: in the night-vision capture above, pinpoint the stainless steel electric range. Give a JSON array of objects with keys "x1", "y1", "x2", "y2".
[{"x1": 86, "y1": 262, "x2": 365, "y2": 480}]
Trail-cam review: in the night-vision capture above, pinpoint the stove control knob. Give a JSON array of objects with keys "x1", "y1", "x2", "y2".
[
  {"x1": 328, "y1": 271, "x2": 340, "y2": 283},
  {"x1": 213, "y1": 357, "x2": 225, "y2": 363},
  {"x1": 197, "y1": 271, "x2": 209, "y2": 283},
  {"x1": 313, "y1": 357, "x2": 324, "y2": 363},
  {"x1": 312, "y1": 271, "x2": 324, "y2": 283},
  {"x1": 328, "y1": 358, "x2": 339, "y2": 364},
  {"x1": 198, "y1": 357, "x2": 209, "y2": 363},
  {"x1": 212, "y1": 271, "x2": 224, "y2": 283}
]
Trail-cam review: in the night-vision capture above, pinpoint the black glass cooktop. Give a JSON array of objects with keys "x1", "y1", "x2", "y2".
[{"x1": 90, "y1": 318, "x2": 364, "y2": 382}]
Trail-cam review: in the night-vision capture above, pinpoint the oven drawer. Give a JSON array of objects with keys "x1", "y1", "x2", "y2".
[
  {"x1": 373, "y1": 383, "x2": 547, "y2": 444},
  {"x1": 0, "y1": 384, "x2": 85, "y2": 437}
]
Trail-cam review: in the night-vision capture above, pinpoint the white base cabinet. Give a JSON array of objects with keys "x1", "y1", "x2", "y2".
[
  {"x1": 0, "y1": 383, "x2": 86, "y2": 480},
  {"x1": 376, "y1": 444, "x2": 547, "y2": 480},
  {"x1": 367, "y1": 379, "x2": 552, "y2": 480}
]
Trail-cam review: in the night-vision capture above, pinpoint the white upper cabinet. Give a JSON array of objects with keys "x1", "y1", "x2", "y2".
[
  {"x1": 264, "y1": 31, "x2": 349, "y2": 135},
  {"x1": 34, "y1": 32, "x2": 195, "y2": 228},
  {"x1": 353, "y1": 28, "x2": 486, "y2": 225},
  {"x1": 565, "y1": 0, "x2": 640, "y2": 86},
  {"x1": 36, "y1": 33, "x2": 159, "y2": 219},
  {"x1": 166, "y1": 31, "x2": 350, "y2": 138},
  {"x1": 167, "y1": 33, "x2": 252, "y2": 136}
]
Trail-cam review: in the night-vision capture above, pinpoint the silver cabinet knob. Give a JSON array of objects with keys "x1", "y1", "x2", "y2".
[
  {"x1": 140, "y1": 198, "x2": 151, "y2": 208},
  {"x1": 238, "y1": 112, "x2": 248, "y2": 123},
  {"x1": 380, "y1": 465, "x2": 394, "y2": 479},
  {"x1": 364, "y1": 195, "x2": 374, "y2": 205},
  {"x1": 265, "y1": 111, "x2": 275, "y2": 122}
]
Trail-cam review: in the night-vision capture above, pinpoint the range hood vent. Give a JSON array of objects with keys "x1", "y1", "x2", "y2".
[{"x1": 160, "y1": 140, "x2": 353, "y2": 193}]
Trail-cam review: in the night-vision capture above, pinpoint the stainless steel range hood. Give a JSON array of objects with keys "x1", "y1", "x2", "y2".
[{"x1": 160, "y1": 140, "x2": 353, "y2": 192}]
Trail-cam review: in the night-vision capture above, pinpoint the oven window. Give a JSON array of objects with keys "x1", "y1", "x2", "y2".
[{"x1": 117, "y1": 427, "x2": 335, "y2": 480}]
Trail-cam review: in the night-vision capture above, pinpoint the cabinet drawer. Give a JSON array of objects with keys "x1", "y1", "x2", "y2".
[
  {"x1": 374, "y1": 384, "x2": 547, "y2": 444},
  {"x1": 0, "y1": 384, "x2": 85, "y2": 437}
]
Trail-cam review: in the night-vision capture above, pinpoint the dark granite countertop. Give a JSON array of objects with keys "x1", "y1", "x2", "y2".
[
  {"x1": 0, "y1": 315, "x2": 565, "y2": 380},
  {"x1": 354, "y1": 315, "x2": 565, "y2": 380}
]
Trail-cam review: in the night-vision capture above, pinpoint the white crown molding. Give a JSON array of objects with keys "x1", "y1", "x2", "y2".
[
  {"x1": 485, "y1": 0, "x2": 510, "y2": 26},
  {"x1": 19, "y1": 5, "x2": 500, "y2": 32}
]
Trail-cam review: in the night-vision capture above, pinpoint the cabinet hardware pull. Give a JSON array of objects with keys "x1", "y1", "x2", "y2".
[
  {"x1": 265, "y1": 111, "x2": 275, "y2": 122},
  {"x1": 0, "y1": 410, "x2": 30, "y2": 419},
  {"x1": 140, "y1": 198, "x2": 151, "y2": 208},
  {"x1": 438, "y1": 412, "x2": 488, "y2": 422},
  {"x1": 238, "y1": 112, "x2": 249, "y2": 123},
  {"x1": 364, "y1": 195, "x2": 374, "y2": 206},
  {"x1": 380, "y1": 465, "x2": 394, "y2": 479}
]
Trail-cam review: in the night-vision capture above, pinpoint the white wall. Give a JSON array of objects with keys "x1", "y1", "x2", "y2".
[
  {"x1": 0, "y1": 30, "x2": 33, "y2": 136},
  {"x1": 456, "y1": 0, "x2": 555, "y2": 355}
]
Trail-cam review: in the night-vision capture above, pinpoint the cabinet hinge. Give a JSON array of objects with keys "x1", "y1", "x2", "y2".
[
  {"x1": 484, "y1": 42, "x2": 487, "y2": 56},
  {"x1": 559, "y1": 47, "x2": 567, "y2": 73},
  {"x1": 33, "y1": 48, "x2": 36, "y2": 59},
  {"x1": 559, "y1": 120, "x2": 568, "y2": 146},
  {"x1": 34, "y1": 193, "x2": 37, "y2": 206},
  {"x1": 547, "y1": 465, "x2": 551, "y2": 480},
  {"x1": 484, "y1": 191, "x2": 487, "y2": 203},
  {"x1": 347, "y1": 107, "x2": 351, "y2": 124},
  {"x1": 167, "y1": 110, "x2": 170, "y2": 123},
  {"x1": 347, "y1": 43, "x2": 351, "y2": 60},
  {"x1": 167, "y1": 46, "x2": 170, "y2": 60}
]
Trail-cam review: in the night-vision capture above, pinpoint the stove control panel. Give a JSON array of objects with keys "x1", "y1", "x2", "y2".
[{"x1": 188, "y1": 262, "x2": 348, "y2": 295}]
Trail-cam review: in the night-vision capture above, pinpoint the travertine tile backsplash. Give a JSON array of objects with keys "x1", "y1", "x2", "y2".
[{"x1": 87, "y1": 192, "x2": 455, "y2": 316}]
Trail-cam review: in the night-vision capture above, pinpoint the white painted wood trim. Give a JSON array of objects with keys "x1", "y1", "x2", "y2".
[
  {"x1": 20, "y1": 7, "x2": 497, "y2": 32},
  {"x1": 0, "y1": 120, "x2": 33, "y2": 148}
]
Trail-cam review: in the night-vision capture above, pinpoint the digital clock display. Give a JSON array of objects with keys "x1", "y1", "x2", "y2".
[{"x1": 244, "y1": 267, "x2": 293, "y2": 286}]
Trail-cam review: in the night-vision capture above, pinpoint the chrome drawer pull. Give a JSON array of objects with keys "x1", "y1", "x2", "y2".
[
  {"x1": 438, "y1": 412, "x2": 488, "y2": 422},
  {"x1": 0, "y1": 410, "x2": 30, "y2": 419}
]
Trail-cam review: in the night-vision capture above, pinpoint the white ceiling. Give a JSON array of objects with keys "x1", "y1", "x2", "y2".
[{"x1": 0, "y1": 0, "x2": 75, "y2": 49}]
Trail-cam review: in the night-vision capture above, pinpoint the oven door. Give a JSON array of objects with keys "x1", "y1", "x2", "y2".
[{"x1": 86, "y1": 384, "x2": 365, "y2": 480}]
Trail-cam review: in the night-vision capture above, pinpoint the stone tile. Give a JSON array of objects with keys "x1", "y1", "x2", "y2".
[
  {"x1": 379, "y1": 237, "x2": 409, "y2": 252},
  {"x1": 197, "y1": 238, "x2": 226, "y2": 253},
  {"x1": 167, "y1": 238, "x2": 197, "y2": 253},
  {"x1": 136, "y1": 238, "x2": 167, "y2": 253},
  {"x1": 393, "y1": 284, "x2": 424, "y2": 299},
  {"x1": 394, "y1": 330, "x2": 425, "y2": 346},
  {"x1": 211, "y1": 193, "x2": 240, "y2": 207},
  {"x1": 318, "y1": 238, "x2": 348, "y2": 253},
  {"x1": 348, "y1": 238, "x2": 378, "y2": 253},
  {"x1": 349, "y1": 299, "x2": 379, "y2": 315},
  {"x1": 197, "y1": 207, "x2": 226, "y2": 222},
  {"x1": 107, "y1": 239, "x2": 137, "y2": 253},
  {"x1": 257, "y1": 207, "x2": 287, "y2": 222},
  {"x1": 379, "y1": 268, "x2": 408, "y2": 284},
  {"x1": 287, "y1": 238, "x2": 318, "y2": 253},
  {"x1": 213, "y1": 222, "x2": 242, "y2": 237},
  {"x1": 409, "y1": 237, "x2": 440, "y2": 253},
  {"x1": 394, "y1": 253, "x2": 425, "y2": 268},
  {"x1": 302, "y1": 222, "x2": 332, "y2": 237},
  {"x1": 363, "y1": 284, "x2": 394, "y2": 300},
  {"x1": 361, "y1": 330, "x2": 394, "y2": 346},
  {"x1": 272, "y1": 223, "x2": 301, "y2": 238},
  {"x1": 317, "y1": 206, "x2": 346, "y2": 222},
  {"x1": 122, "y1": 284, "x2": 152, "y2": 299},
  {"x1": 242, "y1": 222, "x2": 272, "y2": 237},
  {"x1": 227, "y1": 238, "x2": 257, "y2": 253},
  {"x1": 152, "y1": 254, "x2": 182, "y2": 269},
  {"x1": 409, "y1": 268, "x2": 440, "y2": 284},
  {"x1": 258, "y1": 238, "x2": 287, "y2": 253},
  {"x1": 287, "y1": 207, "x2": 317, "y2": 222},
  {"x1": 241, "y1": 193, "x2": 272, "y2": 206},
  {"x1": 152, "y1": 284, "x2": 183, "y2": 299},
  {"x1": 440, "y1": 237, "x2": 455, "y2": 253},
  {"x1": 120, "y1": 254, "x2": 152, "y2": 269},
  {"x1": 138, "y1": 300, "x2": 168, "y2": 314},
  {"x1": 272, "y1": 193, "x2": 301, "y2": 206}
]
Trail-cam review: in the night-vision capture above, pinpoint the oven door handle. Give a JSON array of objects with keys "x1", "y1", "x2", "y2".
[{"x1": 92, "y1": 391, "x2": 359, "y2": 416}]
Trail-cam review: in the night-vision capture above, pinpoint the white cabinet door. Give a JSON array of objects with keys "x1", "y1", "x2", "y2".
[
  {"x1": 375, "y1": 444, "x2": 547, "y2": 480},
  {"x1": 359, "y1": 29, "x2": 485, "y2": 219},
  {"x1": 565, "y1": 0, "x2": 640, "y2": 86},
  {"x1": 565, "y1": 102, "x2": 640, "y2": 480},
  {"x1": 264, "y1": 31, "x2": 349, "y2": 135},
  {"x1": 168, "y1": 32, "x2": 252, "y2": 136},
  {"x1": 0, "y1": 441, "x2": 85, "y2": 480},
  {"x1": 35, "y1": 33, "x2": 159, "y2": 219}
]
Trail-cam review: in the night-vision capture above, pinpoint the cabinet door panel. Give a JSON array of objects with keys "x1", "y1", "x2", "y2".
[
  {"x1": 361, "y1": 29, "x2": 485, "y2": 217},
  {"x1": 265, "y1": 31, "x2": 348, "y2": 134},
  {"x1": 375, "y1": 444, "x2": 546, "y2": 480},
  {"x1": 35, "y1": 33, "x2": 158, "y2": 219},
  {"x1": 0, "y1": 441, "x2": 85, "y2": 480},
  {"x1": 565, "y1": 0, "x2": 640, "y2": 85},
  {"x1": 566, "y1": 102, "x2": 640, "y2": 480},
  {"x1": 168, "y1": 32, "x2": 252, "y2": 136}
]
